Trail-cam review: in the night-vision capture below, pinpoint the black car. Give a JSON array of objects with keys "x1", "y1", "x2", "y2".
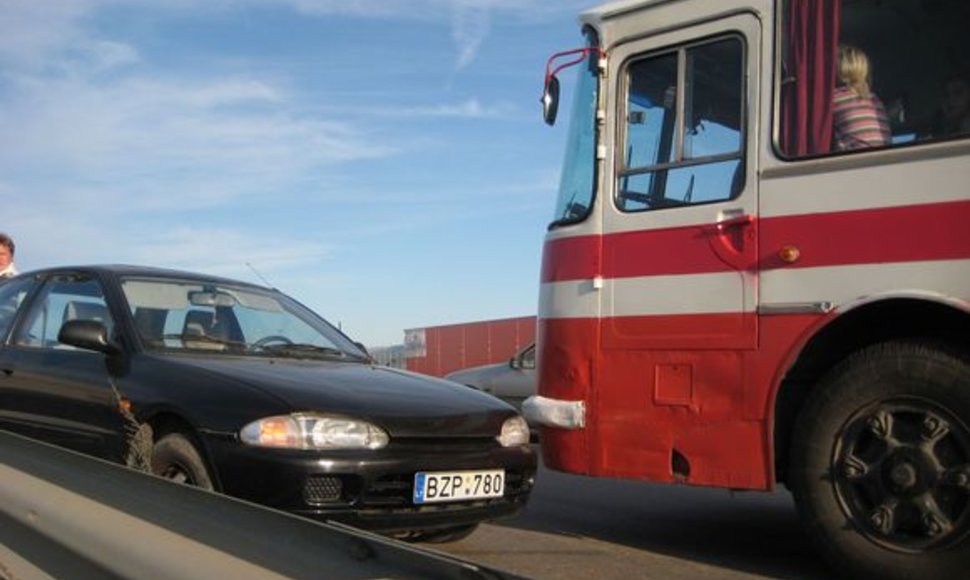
[{"x1": 0, "y1": 265, "x2": 536, "y2": 542}]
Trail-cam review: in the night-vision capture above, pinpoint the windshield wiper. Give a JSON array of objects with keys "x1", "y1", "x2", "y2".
[
  {"x1": 251, "y1": 343, "x2": 355, "y2": 360},
  {"x1": 159, "y1": 333, "x2": 248, "y2": 350}
]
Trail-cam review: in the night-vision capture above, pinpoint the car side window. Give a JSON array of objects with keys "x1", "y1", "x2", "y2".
[
  {"x1": 0, "y1": 278, "x2": 38, "y2": 342},
  {"x1": 13, "y1": 276, "x2": 113, "y2": 350},
  {"x1": 521, "y1": 345, "x2": 536, "y2": 370}
]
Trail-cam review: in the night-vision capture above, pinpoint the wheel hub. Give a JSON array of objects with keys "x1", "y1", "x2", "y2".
[
  {"x1": 889, "y1": 461, "x2": 918, "y2": 490},
  {"x1": 833, "y1": 399, "x2": 970, "y2": 552},
  {"x1": 882, "y1": 448, "x2": 937, "y2": 497}
]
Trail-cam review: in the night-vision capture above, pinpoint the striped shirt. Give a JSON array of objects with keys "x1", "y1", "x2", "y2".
[{"x1": 832, "y1": 87, "x2": 891, "y2": 150}]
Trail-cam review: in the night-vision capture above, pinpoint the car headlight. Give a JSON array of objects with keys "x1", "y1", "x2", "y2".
[
  {"x1": 496, "y1": 415, "x2": 530, "y2": 447},
  {"x1": 240, "y1": 413, "x2": 389, "y2": 450}
]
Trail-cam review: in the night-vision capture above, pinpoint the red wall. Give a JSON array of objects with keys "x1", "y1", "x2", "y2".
[{"x1": 405, "y1": 316, "x2": 536, "y2": 377}]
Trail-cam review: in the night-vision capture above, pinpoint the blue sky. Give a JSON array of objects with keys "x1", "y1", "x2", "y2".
[{"x1": 1, "y1": 0, "x2": 593, "y2": 347}]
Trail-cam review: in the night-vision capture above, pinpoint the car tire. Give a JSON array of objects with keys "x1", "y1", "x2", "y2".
[
  {"x1": 413, "y1": 524, "x2": 480, "y2": 544},
  {"x1": 151, "y1": 432, "x2": 215, "y2": 491},
  {"x1": 789, "y1": 341, "x2": 970, "y2": 580}
]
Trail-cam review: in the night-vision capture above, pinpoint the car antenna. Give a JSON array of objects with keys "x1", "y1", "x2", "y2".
[{"x1": 246, "y1": 262, "x2": 275, "y2": 288}]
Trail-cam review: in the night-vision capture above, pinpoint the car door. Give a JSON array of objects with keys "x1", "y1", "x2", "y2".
[
  {"x1": 0, "y1": 275, "x2": 42, "y2": 435},
  {"x1": 0, "y1": 273, "x2": 126, "y2": 459}
]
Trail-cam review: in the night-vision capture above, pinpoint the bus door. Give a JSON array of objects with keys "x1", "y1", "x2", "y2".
[{"x1": 596, "y1": 13, "x2": 764, "y2": 487}]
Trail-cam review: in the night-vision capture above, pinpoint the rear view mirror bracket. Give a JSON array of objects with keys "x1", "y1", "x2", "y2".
[{"x1": 542, "y1": 46, "x2": 606, "y2": 126}]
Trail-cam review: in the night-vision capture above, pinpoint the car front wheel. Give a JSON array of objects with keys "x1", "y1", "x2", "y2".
[
  {"x1": 415, "y1": 524, "x2": 480, "y2": 544},
  {"x1": 151, "y1": 432, "x2": 215, "y2": 491}
]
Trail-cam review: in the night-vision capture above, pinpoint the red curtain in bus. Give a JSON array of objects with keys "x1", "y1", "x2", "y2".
[{"x1": 781, "y1": 0, "x2": 841, "y2": 156}]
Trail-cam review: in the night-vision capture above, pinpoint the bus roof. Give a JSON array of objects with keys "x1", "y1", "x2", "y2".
[{"x1": 580, "y1": 0, "x2": 674, "y2": 26}]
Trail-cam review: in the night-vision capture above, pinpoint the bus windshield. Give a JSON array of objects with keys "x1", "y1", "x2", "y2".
[{"x1": 551, "y1": 30, "x2": 601, "y2": 227}]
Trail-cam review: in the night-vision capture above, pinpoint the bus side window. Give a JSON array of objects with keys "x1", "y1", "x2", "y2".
[{"x1": 779, "y1": 0, "x2": 970, "y2": 158}]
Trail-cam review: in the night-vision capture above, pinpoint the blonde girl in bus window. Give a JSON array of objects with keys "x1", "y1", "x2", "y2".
[{"x1": 832, "y1": 45, "x2": 891, "y2": 150}]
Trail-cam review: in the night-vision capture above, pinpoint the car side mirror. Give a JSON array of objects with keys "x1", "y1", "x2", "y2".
[
  {"x1": 509, "y1": 356, "x2": 519, "y2": 370},
  {"x1": 58, "y1": 319, "x2": 120, "y2": 355},
  {"x1": 353, "y1": 341, "x2": 373, "y2": 361},
  {"x1": 542, "y1": 74, "x2": 560, "y2": 126}
]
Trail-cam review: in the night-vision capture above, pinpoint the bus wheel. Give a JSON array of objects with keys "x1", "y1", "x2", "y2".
[{"x1": 790, "y1": 342, "x2": 970, "y2": 580}]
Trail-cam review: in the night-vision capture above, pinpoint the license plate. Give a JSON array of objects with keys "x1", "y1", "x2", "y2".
[{"x1": 413, "y1": 469, "x2": 505, "y2": 504}]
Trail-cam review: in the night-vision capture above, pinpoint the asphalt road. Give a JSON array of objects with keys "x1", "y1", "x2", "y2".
[{"x1": 427, "y1": 448, "x2": 834, "y2": 579}]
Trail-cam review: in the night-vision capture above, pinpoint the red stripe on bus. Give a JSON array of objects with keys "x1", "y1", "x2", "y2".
[
  {"x1": 758, "y1": 199, "x2": 970, "y2": 269},
  {"x1": 606, "y1": 223, "x2": 738, "y2": 278},
  {"x1": 541, "y1": 200, "x2": 970, "y2": 282},
  {"x1": 540, "y1": 235, "x2": 600, "y2": 283}
]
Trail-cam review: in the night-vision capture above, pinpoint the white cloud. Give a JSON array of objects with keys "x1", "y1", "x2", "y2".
[
  {"x1": 274, "y1": 0, "x2": 592, "y2": 69},
  {"x1": 0, "y1": 71, "x2": 393, "y2": 207},
  {"x1": 0, "y1": 0, "x2": 562, "y2": 349},
  {"x1": 0, "y1": 0, "x2": 402, "y2": 195},
  {"x1": 83, "y1": 40, "x2": 140, "y2": 71},
  {"x1": 0, "y1": 0, "x2": 591, "y2": 76},
  {"x1": 282, "y1": 0, "x2": 588, "y2": 19},
  {"x1": 451, "y1": 4, "x2": 490, "y2": 70},
  {"x1": 0, "y1": 0, "x2": 99, "y2": 68},
  {"x1": 4, "y1": 200, "x2": 332, "y2": 279},
  {"x1": 375, "y1": 98, "x2": 514, "y2": 119},
  {"x1": 130, "y1": 227, "x2": 332, "y2": 276}
]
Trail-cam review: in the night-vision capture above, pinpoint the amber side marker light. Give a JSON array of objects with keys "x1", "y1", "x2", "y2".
[
  {"x1": 779, "y1": 245, "x2": 801, "y2": 264},
  {"x1": 118, "y1": 398, "x2": 133, "y2": 413}
]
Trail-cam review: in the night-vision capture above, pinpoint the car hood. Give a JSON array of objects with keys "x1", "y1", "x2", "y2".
[
  {"x1": 162, "y1": 356, "x2": 517, "y2": 438},
  {"x1": 445, "y1": 362, "x2": 507, "y2": 384}
]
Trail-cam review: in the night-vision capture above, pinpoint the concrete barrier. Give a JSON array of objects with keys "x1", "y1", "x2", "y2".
[{"x1": 0, "y1": 430, "x2": 520, "y2": 580}]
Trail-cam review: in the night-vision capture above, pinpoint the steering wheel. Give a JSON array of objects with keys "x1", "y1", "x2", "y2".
[{"x1": 252, "y1": 335, "x2": 293, "y2": 349}]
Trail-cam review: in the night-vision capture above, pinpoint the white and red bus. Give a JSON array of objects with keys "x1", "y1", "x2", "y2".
[{"x1": 524, "y1": 0, "x2": 970, "y2": 576}]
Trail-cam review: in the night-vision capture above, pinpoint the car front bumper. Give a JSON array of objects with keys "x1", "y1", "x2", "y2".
[{"x1": 203, "y1": 434, "x2": 537, "y2": 533}]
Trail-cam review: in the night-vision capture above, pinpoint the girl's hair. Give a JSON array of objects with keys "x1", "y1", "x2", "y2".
[
  {"x1": 0, "y1": 233, "x2": 14, "y2": 256},
  {"x1": 838, "y1": 45, "x2": 872, "y2": 98}
]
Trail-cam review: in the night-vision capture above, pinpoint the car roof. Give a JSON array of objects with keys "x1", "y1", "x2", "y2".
[{"x1": 15, "y1": 264, "x2": 271, "y2": 291}]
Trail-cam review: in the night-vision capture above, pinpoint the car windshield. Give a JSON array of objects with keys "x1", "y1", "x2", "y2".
[{"x1": 120, "y1": 276, "x2": 367, "y2": 360}]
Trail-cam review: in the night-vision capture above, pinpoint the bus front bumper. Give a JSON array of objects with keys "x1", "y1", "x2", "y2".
[{"x1": 522, "y1": 396, "x2": 586, "y2": 430}]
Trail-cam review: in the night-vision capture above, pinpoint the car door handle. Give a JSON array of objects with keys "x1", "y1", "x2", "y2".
[{"x1": 1, "y1": 368, "x2": 12, "y2": 377}]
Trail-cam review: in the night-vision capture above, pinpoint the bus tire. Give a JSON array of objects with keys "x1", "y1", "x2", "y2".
[{"x1": 789, "y1": 341, "x2": 970, "y2": 580}]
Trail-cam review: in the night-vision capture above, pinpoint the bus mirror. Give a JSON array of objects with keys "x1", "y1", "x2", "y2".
[{"x1": 542, "y1": 75, "x2": 560, "y2": 126}]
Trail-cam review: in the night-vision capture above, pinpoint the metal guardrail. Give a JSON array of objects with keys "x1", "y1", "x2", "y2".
[{"x1": 0, "y1": 431, "x2": 523, "y2": 580}]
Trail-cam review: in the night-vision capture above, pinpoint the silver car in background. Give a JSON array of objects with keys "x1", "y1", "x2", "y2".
[{"x1": 445, "y1": 343, "x2": 536, "y2": 413}]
